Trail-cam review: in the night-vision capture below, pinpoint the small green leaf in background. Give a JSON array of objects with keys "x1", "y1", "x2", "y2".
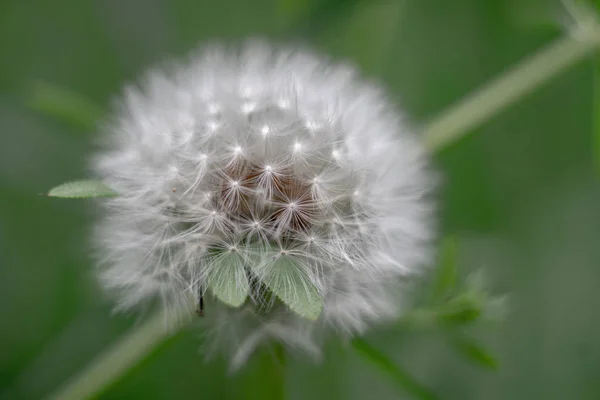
[
  {"x1": 251, "y1": 250, "x2": 323, "y2": 320},
  {"x1": 439, "y1": 293, "x2": 482, "y2": 325},
  {"x1": 465, "y1": 268, "x2": 489, "y2": 294},
  {"x1": 430, "y1": 236, "x2": 458, "y2": 302},
  {"x1": 352, "y1": 338, "x2": 438, "y2": 400},
  {"x1": 450, "y1": 334, "x2": 498, "y2": 370},
  {"x1": 207, "y1": 249, "x2": 250, "y2": 308},
  {"x1": 482, "y1": 294, "x2": 509, "y2": 322},
  {"x1": 48, "y1": 180, "x2": 118, "y2": 198},
  {"x1": 27, "y1": 80, "x2": 105, "y2": 131}
]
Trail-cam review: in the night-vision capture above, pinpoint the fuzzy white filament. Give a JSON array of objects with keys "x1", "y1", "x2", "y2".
[{"x1": 93, "y1": 40, "x2": 435, "y2": 368}]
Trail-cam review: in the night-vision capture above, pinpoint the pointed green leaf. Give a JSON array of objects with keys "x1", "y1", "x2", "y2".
[
  {"x1": 430, "y1": 236, "x2": 458, "y2": 302},
  {"x1": 352, "y1": 338, "x2": 438, "y2": 400},
  {"x1": 27, "y1": 81, "x2": 105, "y2": 131},
  {"x1": 465, "y1": 268, "x2": 489, "y2": 293},
  {"x1": 48, "y1": 180, "x2": 118, "y2": 198},
  {"x1": 439, "y1": 294, "x2": 481, "y2": 325},
  {"x1": 483, "y1": 295, "x2": 510, "y2": 322},
  {"x1": 451, "y1": 335, "x2": 498, "y2": 370},
  {"x1": 250, "y1": 249, "x2": 323, "y2": 320},
  {"x1": 207, "y1": 250, "x2": 249, "y2": 308}
]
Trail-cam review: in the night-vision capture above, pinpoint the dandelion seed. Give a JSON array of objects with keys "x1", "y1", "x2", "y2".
[
  {"x1": 241, "y1": 101, "x2": 255, "y2": 114},
  {"x1": 260, "y1": 124, "x2": 270, "y2": 136},
  {"x1": 208, "y1": 103, "x2": 220, "y2": 115},
  {"x1": 93, "y1": 40, "x2": 435, "y2": 369}
]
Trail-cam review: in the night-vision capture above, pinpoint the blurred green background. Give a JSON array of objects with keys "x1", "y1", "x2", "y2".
[{"x1": 1, "y1": 0, "x2": 599, "y2": 398}]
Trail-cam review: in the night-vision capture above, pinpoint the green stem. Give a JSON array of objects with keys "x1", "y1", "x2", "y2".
[
  {"x1": 594, "y1": 44, "x2": 600, "y2": 174},
  {"x1": 45, "y1": 28, "x2": 600, "y2": 400},
  {"x1": 46, "y1": 309, "x2": 193, "y2": 400},
  {"x1": 423, "y1": 28, "x2": 600, "y2": 152},
  {"x1": 352, "y1": 338, "x2": 437, "y2": 400}
]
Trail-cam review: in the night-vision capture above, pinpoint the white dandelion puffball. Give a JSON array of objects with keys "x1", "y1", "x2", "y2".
[{"x1": 93, "y1": 40, "x2": 435, "y2": 367}]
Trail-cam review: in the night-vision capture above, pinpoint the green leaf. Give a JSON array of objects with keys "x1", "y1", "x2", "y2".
[
  {"x1": 439, "y1": 294, "x2": 481, "y2": 325},
  {"x1": 451, "y1": 334, "x2": 498, "y2": 370},
  {"x1": 27, "y1": 81, "x2": 105, "y2": 131},
  {"x1": 430, "y1": 236, "x2": 458, "y2": 302},
  {"x1": 207, "y1": 249, "x2": 249, "y2": 308},
  {"x1": 48, "y1": 180, "x2": 118, "y2": 198},
  {"x1": 250, "y1": 249, "x2": 323, "y2": 320},
  {"x1": 352, "y1": 338, "x2": 438, "y2": 400},
  {"x1": 465, "y1": 268, "x2": 489, "y2": 293}
]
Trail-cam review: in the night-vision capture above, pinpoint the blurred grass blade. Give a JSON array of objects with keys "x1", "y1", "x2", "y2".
[
  {"x1": 48, "y1": 180, "x2": 117, "y2": 198},
  {"x1": 451, "y1": 334, "x2": 498, "y2": 370},
  {"x1": 27, "y1": 81, "x2": 104, "y2": 131},
  {"x1": 352, "y1": 339, "x2": 438, "y2": 400},
  {"x1": 430, "y1": 236, "x2": 458, "y2": 302}
]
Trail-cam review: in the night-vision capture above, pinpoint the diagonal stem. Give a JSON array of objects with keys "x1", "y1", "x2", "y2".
[
  {"x1": 46, "y1": 309, "x2": 193, "y2": 400},
  {"x1": 423, "y1": 29, "x2": 600, "y2": 151}
]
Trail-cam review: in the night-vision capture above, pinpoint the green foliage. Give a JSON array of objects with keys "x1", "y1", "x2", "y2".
[
  {"x1": 430, "y1": 236, "x2": 458, "y2": 302},
  {"x1": 250, "y1": 250, "x2": 323, "y2": 320},
  {"x1": 438, "y1": 293, "x2": 482, "y2": 325},
  {"x1": 207, "y1": 250, "x2": 250, "y2": 308},
  {"x1": 204, "y1": 244, "x2": 323, "y2": 318},
  {"x1": 450, "y1": 334, "x2": 499, "y2": 370},
  {"x1": 48, "y1": 180, "x2": 118, "y2": 198}
]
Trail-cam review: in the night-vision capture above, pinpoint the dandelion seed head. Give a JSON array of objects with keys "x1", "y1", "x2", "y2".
[{"x1": 93, "y1": 39, "x2": 436, "y2": 369}]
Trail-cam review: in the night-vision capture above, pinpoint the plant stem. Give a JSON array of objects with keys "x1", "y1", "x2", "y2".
[
  {"x1": 45, "y1": 28, "x2": 600, "y2": 400},
  {"x1": 594, "y1": 46, "x2": 600, "y2": 173},
  {"x1": 46, "y1": 309, "x2": 193, "y2": 400},
  {"x1": 423, "y1": 28, "x2": 600, "y2": 152},
  {"x1": 352, "y1": 338, "x2": 437, "y2": 400}
]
